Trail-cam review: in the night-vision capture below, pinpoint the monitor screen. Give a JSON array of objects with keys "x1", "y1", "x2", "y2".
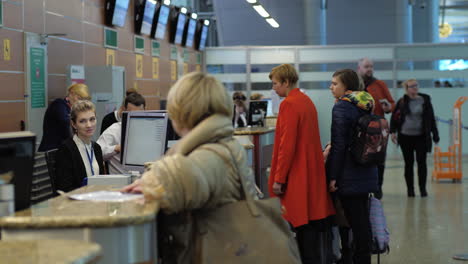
[
  {"x1": 248, "y1": 101, "x2": 268, "y2": 127},
  {"x1": 183, "y1": 18, "x2": 197, "y2": 48},
  {"x1": 152, "y1": 4, "x2": 170, "y2": 40},
  {"x1": 0, "y1": 131, "x2": 35, "y2": 211},
  {"x1": 199, "y1": 25, "x2": 208, "y2": 50},
  {"x1": 174, "y1": 13, "x2": 187, "y2": 44},
  {"x1": 122, "y1": 112, "x2": 168, "y2": 171},
  {"x1": 140, "y1": 0, "x2": 157, "y2": 35},
  {"x1": 107, "y1": 0, "x2": 130, "y2": 27}
]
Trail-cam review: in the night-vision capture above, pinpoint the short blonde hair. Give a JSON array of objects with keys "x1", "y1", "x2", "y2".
[
  {"x1": 269, "y1": 64, "x2": 299, "y2": 87},
  {"x1": 68, "y1": 83, "x2": 91, "y2": 100},
  {"x1": 167, "y1": 72, "x2": 233, "y2": 130},
  {"x1": 70, "y1": 100, "x2": 96, "y2": 123},
  {"x1": 402, "y1": 79, "x2": 417, "y2": 89},
  {"x1": 250, "y1": 93, "x2": 263, "y2": 100}
]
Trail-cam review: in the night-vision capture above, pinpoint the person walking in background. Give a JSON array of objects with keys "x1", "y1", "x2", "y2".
[
  {"x1": 327, "y1": 69, "x2": 378, "y2": 264},
  {"x1": 38, "y1": 83, "x2": 91, "y2": 152},
  {"x1": 55, "y1": 100, "x2": 104, "y2": 192},
  {"x1": 269, "y1": 64, "x2": 335, "y2": 264},
  {"x1": 390, "y1": 79, "x2": 439, "y2": 197},
  {"x1": 357, "y1": 57, "x2": 395, "y2": 199}
]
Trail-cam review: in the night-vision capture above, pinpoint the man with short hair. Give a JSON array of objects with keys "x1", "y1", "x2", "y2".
[{"x1": 357, "y1": 58, "x2": 395, "y2": 199}]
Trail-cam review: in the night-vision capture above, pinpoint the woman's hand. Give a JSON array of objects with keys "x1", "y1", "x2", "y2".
[
  {"x1": 121, "y1": 179, "x2": 143, "y2": 194},
  {"x1": 329, "y1": 180, "x2": 338, "y2": 192},
  {"x1": 391, "y1": 133, "x2": 398, "y2": 145},
  {"x1": 272, "y1": 182, "x2": 284, "y2": 196},
  {"x1": 323, "y1": 143, "x2": 332, "y2": 162}
]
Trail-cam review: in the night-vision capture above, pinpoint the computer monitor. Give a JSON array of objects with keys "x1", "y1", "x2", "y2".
[
  {"x1": 151, "y1": 2, "x2": 170, "y2": 40},
  {"x1": 169, "y1": 7, "x2": 187, "y2": 44},
  {"x1": 194, "y1": 19, "x2": 209, "y2": 51},
  {"x1": 182, "y1": 14, "x2": 197, "y2": 48},
  {"x1": 122, "y1": 111, "x2": 168, "y2": 173},
  {"x1": 135, "y1": 0, "x2": 157, "y2": 35},
  {"x1": 0, "y1": 131, "x2": 35, "y2": 211},
  {"x1": 105, "y1": 0, "x2": 131, "y2": 27},
  {"x1": 248, "y1": 100, "x2": 268, "y2": 127}
]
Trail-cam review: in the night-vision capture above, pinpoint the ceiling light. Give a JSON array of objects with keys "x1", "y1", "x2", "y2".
[
  {"x1": 181, "y1": 7, "x2": 187, "y2": 14},
  {"x1": 246, "y1": 0, "x2": 257, "y2": 3},
  {"x1": 253, "y1": 5, "x2": 269, "y2": 18},
  {"x1": 204, "y1": 20, "x2": 210, "y2": 26},
  {"x1": 266, "y1": 18, "x2": 279, "y2": 28},
  {"x1": 163, "y1": 0, "x2": 170, "y2": 5},
  {"x1": 191, "y1": 13, "x2": 198, "y2": 19}
]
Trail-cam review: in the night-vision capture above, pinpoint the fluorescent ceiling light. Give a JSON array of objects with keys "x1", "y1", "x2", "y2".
[
  {"x1": 246, "y1": 0, "x2": 257, "y2": 3},
  {"x1": 191, "y1": 13, "x2": 198, "y2": 19},
  {"x1": 204, "y1": 20, "x2": 210, "y2": 26},
  {"x1": 266, "y1": 18, "x2": 279, "y2": 28},
  {"x1": 253, "y1": 5, "x2": 269, "y2": 18},
  {"x1": 163, "y1": 0, "x2": 170, "y2": 5},
  {"x1": 181, "y1": 7, "x2": 187, "y2": 14}
]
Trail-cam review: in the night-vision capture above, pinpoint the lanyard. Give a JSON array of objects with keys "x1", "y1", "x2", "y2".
[{"x1": 83, "y1": 142, "x2": 95, "y2": 176}]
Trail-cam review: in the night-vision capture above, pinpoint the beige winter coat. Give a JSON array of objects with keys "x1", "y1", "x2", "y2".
[{"x1": 140, "y1": 114, "x2": 257, "y2": 263}]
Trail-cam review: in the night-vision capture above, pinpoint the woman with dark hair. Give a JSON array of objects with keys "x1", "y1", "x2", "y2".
[
  {"x1": 390, "y1": 79, "x2": 439, "y2": 197},
  {"x1": 55, "y1": 100, "x2": 105, "y2": 192},
  {"x1": 232, "y1": 91, "x2": 248, "y2": 128},
  {"x1": 327, "y1": 69, "x2": 378, "y2": 264}
]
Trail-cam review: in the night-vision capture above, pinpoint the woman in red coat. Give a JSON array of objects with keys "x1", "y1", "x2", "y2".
[{"x1": 268, "y1": 64, "x2": 335, "y2": 264}]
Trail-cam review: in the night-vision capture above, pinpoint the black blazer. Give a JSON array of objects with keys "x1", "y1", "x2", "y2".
[
  {"x1": 100, "y1": 111, "x2": 118, "y2": 134},
  {"x1": 55, "y1": 137, "x2": 105, "y2": 192}
]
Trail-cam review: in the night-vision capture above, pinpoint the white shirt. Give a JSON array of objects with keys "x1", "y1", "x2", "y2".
[
  {"x1": 73, "y1": 134, "x2": 100, "y2": 178},
  {"x1": 97, "y1": 122, "x2": 121, "y2": 160}
]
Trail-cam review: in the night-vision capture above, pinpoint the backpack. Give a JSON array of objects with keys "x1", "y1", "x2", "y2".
[
  {"x1": 350, "y1": 114, "x2": 390, "y2": 166},
  {"x1": 369, "y1": 196, "x2": 390, "y2": 255}
]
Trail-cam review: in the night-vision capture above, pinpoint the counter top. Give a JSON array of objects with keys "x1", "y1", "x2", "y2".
[
  {"x1": 0, "y1": 240, "x2": 101, "y2": 264},
  {"x1": 234, "y1": 127, "x2": 275, "y2": 135},
  {"x1": 0, "y1": 185, "x2": 159, "y2": 229}
]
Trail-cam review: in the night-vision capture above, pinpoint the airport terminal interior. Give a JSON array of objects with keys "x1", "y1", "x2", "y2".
[{"x1": 0, "y1": 0, "x2": 467, "y2": 263}]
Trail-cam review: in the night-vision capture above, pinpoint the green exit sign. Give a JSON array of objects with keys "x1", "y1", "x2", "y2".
[{"x1": 104, "y1": 28, "x2": 118, "y2": 49}]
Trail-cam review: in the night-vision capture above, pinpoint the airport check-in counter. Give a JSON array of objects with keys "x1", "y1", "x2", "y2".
[
  {"x1": 234, "y1": 127, "x2": 275, "y2": 196},
  {"x1": 0, "y1": 185, "x2": 159, "y2": 264},
  {"x1": 0, "y1": 240, "x2": 102, "y2": 264}
]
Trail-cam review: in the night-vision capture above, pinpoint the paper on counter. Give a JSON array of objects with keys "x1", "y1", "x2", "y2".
[{"x1": 68, "y1": 191, "x2": 143, "y2": 202}]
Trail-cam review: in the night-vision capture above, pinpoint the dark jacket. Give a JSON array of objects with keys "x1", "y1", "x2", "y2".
[
  {"x1": 390, "y1": 93, "x2": 439, "y2": 152},
  {"x1": 55, "y1": 137, "x2": 105, "y2": 192},
  {"x1": 326, "y1": 92, "x2": 378, "y2": 195},
  {"x1": 38, "y1": 98, "x2": 71, "y2": 152},
  {"x1": 100, "y1": 111, "x2": 118, "y2": 134}
]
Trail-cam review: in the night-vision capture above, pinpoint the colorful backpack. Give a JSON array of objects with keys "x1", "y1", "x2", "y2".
[{"x1": 350, "y1": 114, "x2": 390, "y2": 166}]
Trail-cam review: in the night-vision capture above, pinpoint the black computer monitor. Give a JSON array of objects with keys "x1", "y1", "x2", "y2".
[
  {"x1": 105, "y1": 0, "x2": 131, "y2": 27},
  {"x1": 194, "y1": 19, "x2": 209, "y2": 51},
  {"x1": 121, "y1": 111, "x2": 168, "y2": 173},
  {"x1": 135, "y1": 0, "x2": 157, "y2": 35},
  {"x1": 169, "y1": 7, "x2": 187, "y2": 44},
  {"x1": 120, "y1": 110, "x2": 180, "y2": 165},
  {"x1": 151, "y1": 2, "x2": 170, "y2": 40},
  {"x1": 182, "y1": 14, "x2": 197, "y2": 48},
  {"x1": 0, "y1": 131, "x2": 35, "y2": 211},
  {"x1": 248, "y1": 100, "x2": 268, "y2": 127}
]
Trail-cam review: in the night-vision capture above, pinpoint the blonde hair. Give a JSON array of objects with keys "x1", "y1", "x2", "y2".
[
  {"x1": 269, "y1": 64, "x2": 299, "y2": 87},
  {"x1": 402, "y1": 79, "x2": 417, "y2": 89},
  {"x1": 167, "y1": 72, "x2": 233, "y2": 130},
  {"x1": 70, "y1": 100, "x2": 96, "y2": 124},
  {"x1": 250, "y1": 93, "x2": 263, "y2": 100},
  {"x1": 68, "y1": 83, "x2": 91, "y2": 100}
]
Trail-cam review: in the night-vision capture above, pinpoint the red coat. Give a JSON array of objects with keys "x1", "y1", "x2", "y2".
[{"x1": 269, "y1": 88, "x2": 335, "y2": 228}]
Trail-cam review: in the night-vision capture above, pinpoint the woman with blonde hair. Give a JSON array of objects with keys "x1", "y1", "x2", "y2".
[
  {"x1": 39, "y1": 83, "x2": 91, "y2": 151},
  {"x1": 122, "y1": 72, "x2": 292, "y2": 263},
  {"x1": 55, "y1": 100, "x2": 104, "y2": 192}
]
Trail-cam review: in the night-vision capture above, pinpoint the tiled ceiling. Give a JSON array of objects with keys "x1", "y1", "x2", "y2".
[{"x1": 440, "y1": 0, "x2": 468, "y2": 42}]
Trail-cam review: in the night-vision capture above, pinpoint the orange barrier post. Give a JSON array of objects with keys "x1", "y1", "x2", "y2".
[{"x1": 432, "y1": 96, "x2": 467, "y2": 182}]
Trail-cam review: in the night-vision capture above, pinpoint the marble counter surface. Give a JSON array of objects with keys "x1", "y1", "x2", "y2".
[
  {"x1": 0, "y1": 185, "x2": 159, "y2": 229},
  {"x1": 234, "y1": 127, "x2": 275, "y2": 135},
  {"x1": 0, "y1": 240, "x2": 101, "y2": 264}
]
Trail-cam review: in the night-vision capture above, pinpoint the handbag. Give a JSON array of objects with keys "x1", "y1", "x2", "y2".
[{"x1": 193, "y1": 143, "x2": 302, "y2": 264}]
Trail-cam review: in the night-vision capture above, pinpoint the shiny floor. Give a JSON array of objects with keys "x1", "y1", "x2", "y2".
[{"x1": 374, "y1": 156, "x2": 468, "y2": 264}]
